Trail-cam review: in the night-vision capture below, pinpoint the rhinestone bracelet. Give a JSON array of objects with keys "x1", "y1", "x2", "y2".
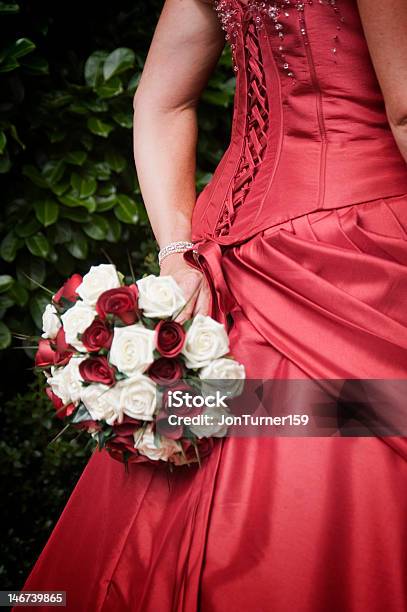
[{"x1": 158, "y1": 241, "x2": 196, "y2": 266}]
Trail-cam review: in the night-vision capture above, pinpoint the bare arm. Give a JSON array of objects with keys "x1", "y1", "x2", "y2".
[
  {"x1": 133, "y1": 0, "x2": 224, "y2": 319},
  {"x1": 357, "y1": 0, "x2": 407, "y2": 163},
  {"x1": 133, "y1": 0, "x2": 224, "y2": 246}
]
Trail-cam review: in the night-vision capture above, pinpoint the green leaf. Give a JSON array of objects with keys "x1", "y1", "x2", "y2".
[
  {"x1": 47, "y1": 129, "x2": 66, "y2": 144},
  {"x1": 105, "y1": 151, "x2": 126, "y2": 173},
  {"x1": 87, "y1": 117, "x2": 114, "y2": 138},
  {"x1": 83, "y1": 215, "x2": 110, "y2": 240},
  {"x1": 42, "y1": 160, "x2": 65, "y2": 185},
  {"x1": 0, "y1": 130, "x2": 7, "y2": 154},
  {"x1": 0, "y1": 57, "x2": 19, "y2": 73},
  {"x1": 0, "y1": 3, "x2": 20, "y2": 14},
  {"x1": 81, "y1": 196, "x2": 97, "y2": 213},
  {"x1": 0, "y1": 275, "x2": 14, "y2": 293},
  {"x1": 80, "y1": 134, "x2": 93, "y2": 151},
  {"x1": 127, "y1": 72, "x2": 141, "y2": 94},
  {"x1": 66, "y1": 151, "x2": 87, "y2": 166},
  {"x1": 87, "y1": 162, "x2": 111, "y2": 180},
  {"x1": 83, "y1": 99, "x2": 108, "y2": 113},
  {"x1": 96, "y1": 76, "x2": 123, "y2": 99},
  {"x1": 20, "y1": 55, "x2": 49, "y2": 75},
  {"x1": 98, "y1": 183, "x2": 116, "y2": 196},
  {"x1": 56, "y1": 250, "x2": 75, "y2": 276},
  {"x1": 9, "y1": 124, "x2": 25, "y2": 148},
  {"x1": 26, "y1": 233, "x2": 50, "y2": 258},
  {"x1": 22, "y1": 164, "x2": 48, "y2": 188},
  {"x1": 8, "y1": 282, "x2": 29, "y2": 307},
  {"x1": 103, "y1": 48, "x2": 135, "y2": 81},
  {"x1": 71, "y1": 404, "x2": 93, "y2": 424},
  {"x1": 114, "y1": 195, "x2": 139, "y2": 224},
  {"x1": 7, "y1": 37, "x2": 36, "y2": 59},
  {"x1": 0, "y1": 321, "x2": 11, "y2": 350},
  {"x1": 84, "y1": 50, "x2": 108, "y2": 87},
  {"x1": 0, "y1": 151, "x2": 11, "y2": 173},
  {"x1": 34, "y1": 200, "x2": 59, "y2": 227},
  {"x1": 70, "y1": 172, "x2": 97, "y2": 198},
  {"x1": 0, "y1": 231, "x2": 19, "y2": 262},
  {"x1": 68, "y1": 102, "x2": 88, "y2": 115},
  {"x1": 65, "y1": 230, "x2": 88, "y2": 260},
  {"x1": 16, "y1": 258, "x2": 46, "y2": 290},
  {"x1": 105, "y1": 217, "x2": 122, "y2": 243},
  {"x1": 59, "y1": 193, "x2": 96, "y2": 211},
  {"x1": 42, "y1": 90, "x2": 73, "y2": 109},
  {"x1": 51, "y1": 179, "x2": 70, "y2": 197},
  {"x1": 29, "y1": 293, "x2": 50, "y2": 328},
  {"x1": 96, "y1": 193, "x2": 116, "y2": 212},
  {"x1": 0, "y1": 294, "x2": 14, "y2": 313},
  {"x1": 60, "y1": 208, "x2": 91, "y2": 223},
  {"x1": 112, "y1": 111, "x2": 133, "y2": 129},
  {"x1": 15, "y1": 217, "x2": 41, "y2": 238},
  {"x1": 52, "y1": 220, "x2": 72, "y2": 244}
]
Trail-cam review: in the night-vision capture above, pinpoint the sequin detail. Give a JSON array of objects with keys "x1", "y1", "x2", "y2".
[
  {"x1": 213, "y1": 0, "x2": 344, "y2": 77},
  {"x1": 215, "y1": 20, "x2": 269, "y2": 236}
]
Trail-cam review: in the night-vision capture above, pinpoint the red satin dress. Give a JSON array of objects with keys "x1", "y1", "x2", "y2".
[{"x1": 18, "y1": 1, "x2": 407, "y2": 611}]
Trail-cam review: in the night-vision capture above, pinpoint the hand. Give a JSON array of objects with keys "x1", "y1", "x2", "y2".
[{"x1": 159, "y1": 252, "x2": 211, "y2": 323}]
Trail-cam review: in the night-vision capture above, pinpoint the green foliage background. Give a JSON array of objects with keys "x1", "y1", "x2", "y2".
[{"x1": 0, "y1": 0, "x2": 234, "y2": 589}]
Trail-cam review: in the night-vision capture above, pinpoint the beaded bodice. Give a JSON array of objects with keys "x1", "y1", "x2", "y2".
[{"x1": 191, "y1": 0, "x2": 407, "y2": 244}]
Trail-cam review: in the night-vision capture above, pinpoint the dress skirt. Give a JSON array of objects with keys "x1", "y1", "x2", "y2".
[{"x1": 17, "y1": 193, "x2": 407, "y2": 612}]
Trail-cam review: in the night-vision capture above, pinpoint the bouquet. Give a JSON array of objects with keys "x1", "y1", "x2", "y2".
[{"x1": 35, "y1": 264, "x2": 245, "y2": 466}]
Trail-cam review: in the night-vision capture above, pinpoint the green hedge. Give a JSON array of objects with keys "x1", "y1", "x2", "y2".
[{"x1": 0, "y1": 0, "x2": 234, "y2": 589}]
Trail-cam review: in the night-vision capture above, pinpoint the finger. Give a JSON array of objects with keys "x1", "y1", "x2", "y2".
[
  {"x1": 174, "y1": 289, "x2": 199, "y2": 324},
  {"x1": 192, "y1": 283, "x2": 211, "y2": 317}
]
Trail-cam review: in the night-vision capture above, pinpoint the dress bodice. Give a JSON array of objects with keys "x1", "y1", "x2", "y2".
[{"x1": 191, "y1": 0, "x2": 407, "y2": 245}]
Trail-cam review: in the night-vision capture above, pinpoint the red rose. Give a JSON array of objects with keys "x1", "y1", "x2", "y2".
[
  {"x1": 96, "y1": 285, "x2": 139, "y2": 325},
  {"x1": 112, "y1": 416, "x2": 141, "y2": 436},
  {"x1": 35, "y1": 339, "x2": 55, "y2": 368},
  {"x1": 107, "y1": 434, "x2": 136, "y2": 452},
  {"x1": 54, "y1": 328, "x2": 74, "y2": 366},
  {"x1": 148, "y1": 357, "x2": 184, "y2": 385},
  {"x1": 155, "y1": 320, "x2": 185, "y2": 358},
  {"x1": 45, "y1": 387, "x2": 75, "y2": 419},
  {"x1": 81, "y1": 318, "x2": 113, "y2": 352},
  {"x1": 181, "y1": 437, "x2": 214, "y2": 462},
  {"x1": 53, "y1": 273, "x2": 82, "y2": 306},
  {"x1": 79, "y1": 356, "x2": 116, "y2": 386},
  {"x1": 156, "y1": 410, "x2": 184, "y2": 440}
]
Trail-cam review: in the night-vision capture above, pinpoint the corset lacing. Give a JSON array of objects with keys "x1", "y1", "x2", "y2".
[{"x1": 215, "y1": 19, "x2": 269, "y2": 236}]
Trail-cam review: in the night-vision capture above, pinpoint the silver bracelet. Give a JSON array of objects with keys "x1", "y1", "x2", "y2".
[{"x1": 158, "y1": 241, "x2": 196, "y2": 266}]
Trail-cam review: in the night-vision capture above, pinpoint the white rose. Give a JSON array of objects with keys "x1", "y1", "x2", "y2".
[
  {"x1": 61, "y1": 301, "x2": 96, "y2": 352},
  {"x1": 42, "y1": 303, "x2": 61, "y2": 339},
  {"x1": 189, "y1": 405, "x2": 229, "y2": 439},
  {"x1": 119, "y1": 374, "x2": 157, "y2": 421},
  {"x1": 80, "y1": 383, "x2": 122, "y2": 425},
  {"x1": 76, "y1": 264, "x2": 120, "y2": 306},
  {"x1": 199, "y1": 358, "x2": 246, "y2": 399},
  {"x1": 136, "y1": 275, "x2": 186, "y2": 318},
  {"x1": 134, "y1": 424, "x2": 181, "y2": 461},
  {"x1": 182, "y1": 314, "x2": 230, "y2": 369},
  {"x1": 47, "y1": 356, "x2": 86, "y2": 406},
  {"x1": 47, "y1": 366, "x2": 71, "y2": 407},
  {"x1": 64, "y1": 356, "x2": 86, "y2": 404},
  {"x1": 109, "y1": 324, "x2": 155, "y2": 375}
]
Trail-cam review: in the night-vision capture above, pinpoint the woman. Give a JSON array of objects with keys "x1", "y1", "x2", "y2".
[{"x1": 18, "y1": 1, "x2": 407, "y2": 611}]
